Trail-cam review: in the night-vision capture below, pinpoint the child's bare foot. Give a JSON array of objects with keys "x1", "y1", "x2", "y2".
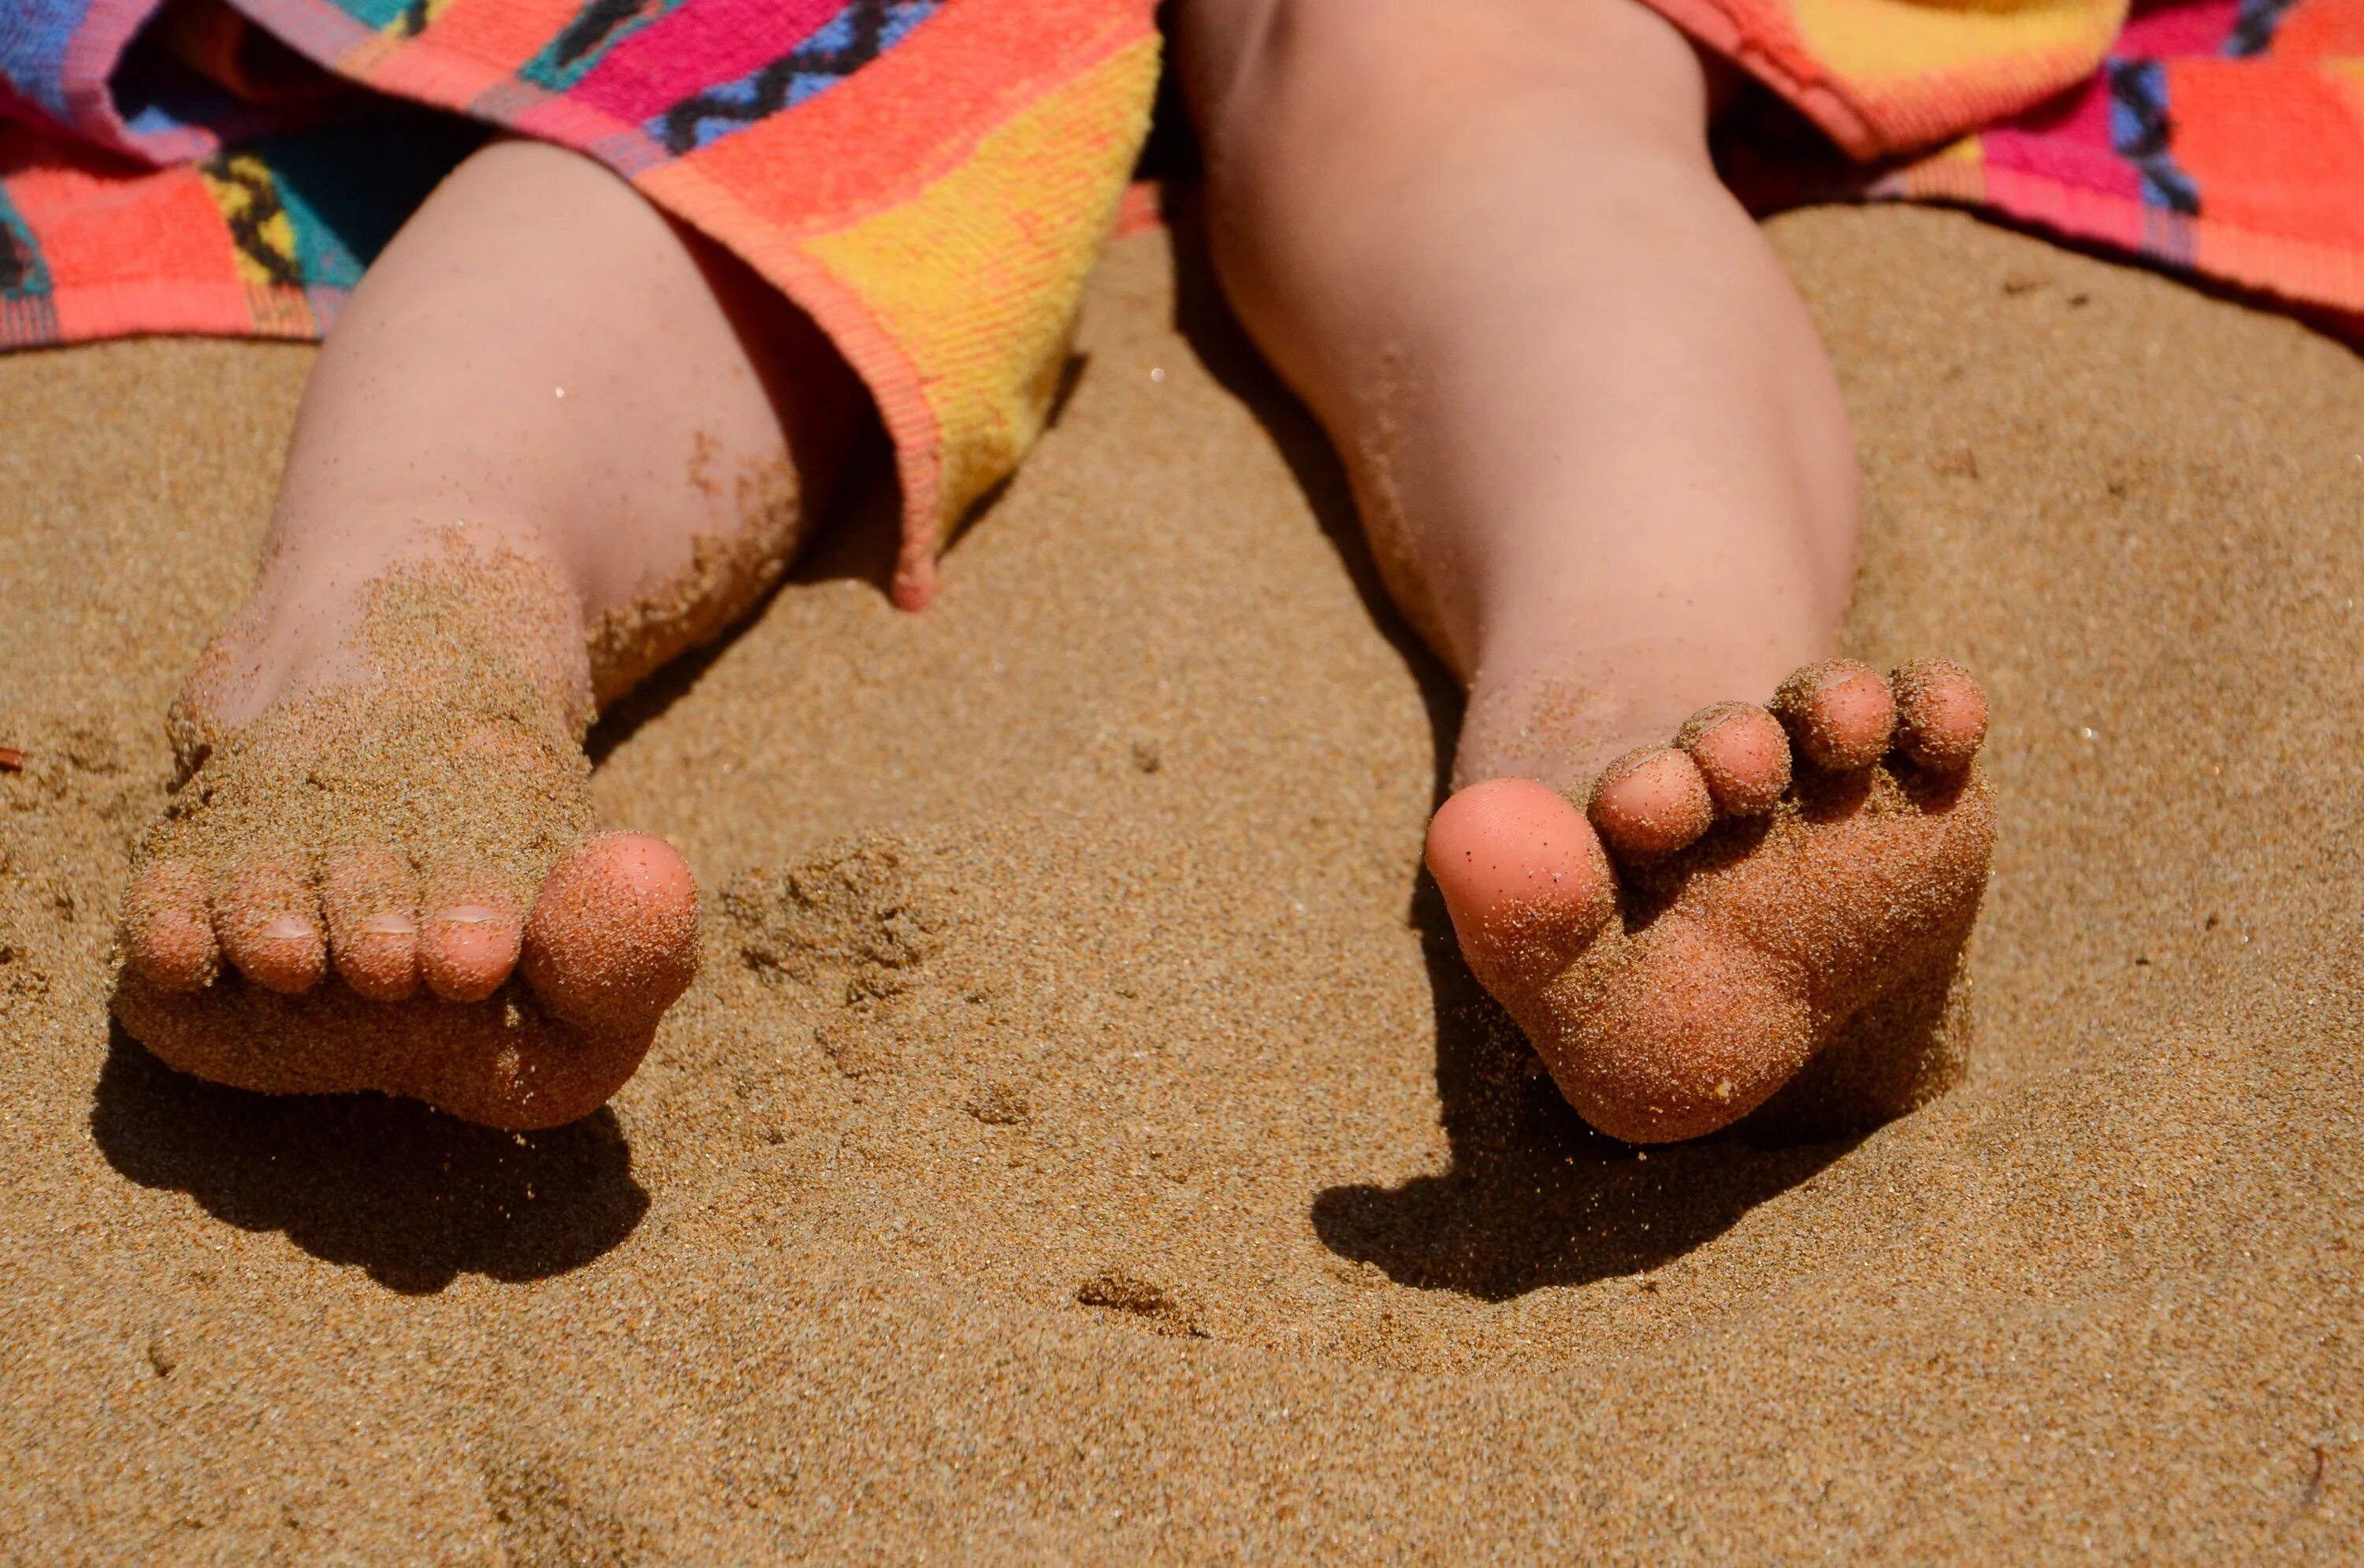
[
  {"x1": 113, "y1": 541, "x2": 700, "y2": 1129},
  {"x1": 1176, "y1": 2, "x2": 1987, "y2": 1139},
  {"x1": 109, "y1": 139, "x2": 860, "y2": 1128},
  {"x1": 1426, "y1": 658, "x2": 1993, "y2": 1142}
]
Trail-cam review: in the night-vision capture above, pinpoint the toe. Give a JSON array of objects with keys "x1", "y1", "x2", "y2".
[
  {"x1": 212, "y1": 855, "x2": 329, "y2": 994},
  {"x1": 1674, "y1": 701, "x2": 1792, "y2": 817},
  {"x1": 418, "y1": 871, "x2": 522, "y2": 1004},
  {"x1": 1890, "y1": 658, "x2": 1988, "y2": 772},
  {"x1": 123, "y1": 860, "x2": 220, "y2": 992},
  {"x1": 1771, "y1": 659, "x2": 1897, "y2": 773},
  {"x1": 1426, "y1": 778, "x2": 1615, "y2": 997},
  {"x1": 1588, "y1": 746, "x2": 1715, "y2": 860},
  {"x1": 323, "y1": 849, "x2": 421, "y2": 1002},
  {"x1": 521, "y1": 831, "x2": 700, "y2": 1033}
]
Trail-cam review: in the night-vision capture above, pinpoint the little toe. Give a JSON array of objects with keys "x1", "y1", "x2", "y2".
[
  {"x1": 1890, "y1": 658, "x2": 1989, "y2": 772},
  {"x1": 521, "y1": 831, "x2": 700, "y2": 1033},
  {"x1": 323, "y1": 849, "x2": 422, "y2": 1002},
  {"x1": 212, "y1": 855, "x2": 328, "y2": 994},
  {"x1": 1589, "y1": 746, "x2": 1715, "y2": 860},
  {"x1": 1426, "y1": 778, "x2": 1615, "y2": 996},
  {"x1": 1674, "y1": 701, "x2": 1792, "y2": 817},
  {"x1": 419, "y1": 873, "x2": 522, "y2": 1004},
  {"x1": 1771, "y1": 659, "x2": 1897, "y2": 773},
  {"x1": 123, "y1": 860, "x2": 221, "y2": 992}
]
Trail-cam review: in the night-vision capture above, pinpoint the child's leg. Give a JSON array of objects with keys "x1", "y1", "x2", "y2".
[
  {"x1": 116, "y1": 139, "x2": 863, "y2": 1125},
  {"x1": 1178, "y1": 0, "x2": 1994, "y2": 1141}
]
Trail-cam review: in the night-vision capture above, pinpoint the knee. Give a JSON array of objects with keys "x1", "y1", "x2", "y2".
[{"x1": 1180, "y1": 0, "x2": 1712, "y2": 173}]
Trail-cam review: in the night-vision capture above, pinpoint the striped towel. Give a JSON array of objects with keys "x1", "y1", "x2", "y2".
[
  {"x1": 0, "y1": 0, "x2": 1161, "y2": 610},
  {"x1": 1672, "y1": 0, "x2": 2364, "y2": 321},
  {"x1": 2, "y1": 0, "x2": 2356, "y2": 606}
]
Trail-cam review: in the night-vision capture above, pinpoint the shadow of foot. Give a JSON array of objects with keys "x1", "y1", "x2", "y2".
[
  {"x1": 91, "y1": 1026, "x2": 649, "y2": 1294},
  {"x1": 1311, "y1": 880, "x2": 1863, "y2": 1302}
]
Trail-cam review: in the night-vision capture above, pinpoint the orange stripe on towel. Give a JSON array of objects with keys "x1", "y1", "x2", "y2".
[
  {"x1": 673, "y1": 0, "x2": 1153, "y2": 235},
  {"x1": 3, "y1": 161, "x2": 243, "y2": 308}
]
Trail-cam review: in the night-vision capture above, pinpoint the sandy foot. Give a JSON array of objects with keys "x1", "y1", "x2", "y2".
[
  {"x1": 1427, "y1": 658, "x2": 1994, "y2": 1143},
  {"x1": 112, "y1": 544, "x2": 698, "y2": 1130}
]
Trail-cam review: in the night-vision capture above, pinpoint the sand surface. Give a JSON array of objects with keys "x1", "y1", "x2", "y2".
[{"x1": 2, "y1": 208, "x2": 2360, "y2": 1560}]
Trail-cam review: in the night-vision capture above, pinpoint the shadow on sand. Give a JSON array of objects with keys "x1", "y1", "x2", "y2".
[
  {"x1": 1161, "y1": 205, "x2": 1862, "y2": 1301},
  {"x1": 91, "y1": 1026, "x2": 649, "y2": 1295},
  {"x1": 1311, "y1": 882, "x2": 1864, "y2": 1299}
]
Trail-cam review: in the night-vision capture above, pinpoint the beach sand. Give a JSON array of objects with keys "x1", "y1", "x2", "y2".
[{"x1": 2, "y1": 206, "x2": 2358, "y2": 1559}]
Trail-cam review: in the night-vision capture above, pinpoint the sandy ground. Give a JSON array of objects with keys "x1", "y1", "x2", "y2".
[{"x1": 2, "y1": 206, "x2": 2360, "y2": 1561}]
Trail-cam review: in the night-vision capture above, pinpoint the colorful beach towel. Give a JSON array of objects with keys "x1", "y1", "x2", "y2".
[
  {"x1": 1673, "y1": 0, "x2": 2364, "y2": 320},
  {"x1": 0, "y1": 0, "x2": 1161, "y2": 610},
  {"x1": 0, "y1": 0, "x2": 2356, "y2": 619}
]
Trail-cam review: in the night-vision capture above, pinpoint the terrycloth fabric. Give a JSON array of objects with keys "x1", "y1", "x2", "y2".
[
  {"x1": 2, "y1": 0, "x2": 2356, "y2": 604},
  {"x1": 0, "y1": 0, "x2": 1161, "y2": 609},
  {"x1": 1674, "y1": 0, "x2": 2364, "y2": 319}
]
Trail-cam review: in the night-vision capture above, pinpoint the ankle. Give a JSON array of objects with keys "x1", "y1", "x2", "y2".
[
  {"x1": 1453, "y1": 662, "x2": 1671, "y2": 794},
  {"x1": 1453, "y1": 630, "x2": 1836, "y2": 793},
  {"x1": 196, "y1": 521, "x2": 595, "y2": 737}
]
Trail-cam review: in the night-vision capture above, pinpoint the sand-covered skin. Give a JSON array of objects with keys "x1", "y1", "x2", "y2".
[
  {"x1": 1547, "y1": 744, "x2": 1991, "y2": 1142},
  {"x1": 114, "y1": 545, "x2": 676, "y2": 1128},
  {"x1": 2, "y1": 209, "x2": 2362, "y2": 1558},
  {"x1": 1436, "y1": 657, "x2": 1994, "y2": 1144}
]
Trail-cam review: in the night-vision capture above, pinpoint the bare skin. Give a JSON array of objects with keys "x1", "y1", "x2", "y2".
[
  {"x1": 123, "y1": 0, "x2": 1990, "y2": 1139},
  {"x1": 114, "y1": 140, "x2": 863, "y2": 1128},
  {"x1": 1177, "y1": 0, "x2": 1995, "y2": 1139}
]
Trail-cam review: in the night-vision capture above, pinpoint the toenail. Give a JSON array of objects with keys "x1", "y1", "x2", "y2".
[
  {"x1": 362, "y1": 911, "x2": 417, "y2": 935},
  {"x1": 263, "y1": 915, "x2": 314, "y2": 940},
  {"x1": 441, "y1": 905, "x2": 501, "y2": 925}
]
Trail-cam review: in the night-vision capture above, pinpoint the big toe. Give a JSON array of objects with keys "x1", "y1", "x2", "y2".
[
  {"x1": 520, "y1": 832, "x2": 700, "y2": 1033},
  {"x1": 1426, "y1": 779, "x2": 1615, "y2": 996},
  {"x1": 1891, "y1": 658, "x2": 1988, "y2": 772}
]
